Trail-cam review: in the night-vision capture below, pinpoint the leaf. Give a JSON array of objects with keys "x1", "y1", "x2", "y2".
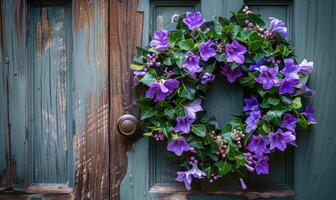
[
  {"x1": 217, "y1": 161, "x2": 233, "y2": 176},
  {"x1": 265, "y1": 110, "x2": 283, "y2": 126},
  {"x1": 178, "y1": 85, "x2": 195, "y2": 100},
  {"x1": 178, "y1": 39, "x2": 194, "y2": 51},
  {"x1": 215, "y1": 53, "x2": 226, "y2": 62},
  {"x1": 143, "y1": 132, "x2": 153, "y2": 136},
  {"x1": 235, "y1": 154, "x2": 246, "y2": 168},
  {"x1": 268, "y1": 98, "x2": 280, "y2": 106},
  {"x1": 130, "y1": 63, "x2": 144, "y2": 71},
  {"x1": 139, "y1": 73, "x2": 156, "y2": 86},
  {"x1": 298, "y1": 115, "x2": 309, "y2": 129},
  {"x1": 248, "y1": 32, "x2": 263, "y2": 51},
  {"x1": 136, "y1": 47, "x2": 149, "y2": 56},
  {"x1": 164, "y1": 108, "x2": 175, "y2": 119},
  {"x1": 191, "y1": 124, "x2": 207, "y2": 137},
  {"x1": 292, "y1": 97, "x2": 302, "y2": 109},
  {"x1": 141, "y1": 108, "x2": 156, "y2": 120},
  {"x1": 163, "y1": 58, "x2": 173, "y2": 66},
  {"x1": 261, "y1": 122, "x2": 271, "y2": 133},
  {"x1": 169, "y1": 31, "x2": 183, "y2": 44},
  {"x1": 161, "y1": 126, "x2": 171, "y2": 138}
]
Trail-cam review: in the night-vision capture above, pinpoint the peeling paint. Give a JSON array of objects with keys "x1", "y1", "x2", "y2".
[{"x1": 36, "y1": 7, "x2": 52, "y2": 55}]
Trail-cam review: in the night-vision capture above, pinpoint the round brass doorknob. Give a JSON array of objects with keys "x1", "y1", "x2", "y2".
[{"x1": 117, "y1": 114, "x2": 139, "y2": 136}]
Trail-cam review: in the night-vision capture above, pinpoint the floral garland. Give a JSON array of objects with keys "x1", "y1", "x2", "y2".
[{"x1": 131, "y1": 6, "x2": 315, "y2": 191}]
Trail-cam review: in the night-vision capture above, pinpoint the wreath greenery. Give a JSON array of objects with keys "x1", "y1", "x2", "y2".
[{"x1": 131, "y1": 6, "x2": 315, "y2": 190}]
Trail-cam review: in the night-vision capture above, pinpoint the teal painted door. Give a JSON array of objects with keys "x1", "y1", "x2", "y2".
[
  {"x1": 27, "y1": 2, "x2": 73, "y2": 186},
  {"x1": 120, "y1": 0, "x2": 336, "y2": 200}
]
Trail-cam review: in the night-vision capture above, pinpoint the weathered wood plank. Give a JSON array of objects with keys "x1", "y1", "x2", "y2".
[
  {"x1": 109, "y1": 0, "x2": 143, "y2": 199},
  {"x1": 0, "y1": 0, "x2": 28, "y2": 188},
  {"x1": 0, "y1": 0, "x2": 10, "y2": 187},
  {"x1": 72, "y1": 0, "x2": 110, "y2": 199},
  {"x1": 28, "y1": 4, "x2": 71, "y2": 184},
  {"x1": 293, "y1": 0, "x2": 336, "y2": 199}
]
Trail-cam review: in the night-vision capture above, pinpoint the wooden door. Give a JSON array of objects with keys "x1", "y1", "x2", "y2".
[
  {"x1": 0, "y1": 0, "x2": 110, "y2": 199},
  {"x1": 118, "y1": 0, "x2": 336, "y2": 200}
]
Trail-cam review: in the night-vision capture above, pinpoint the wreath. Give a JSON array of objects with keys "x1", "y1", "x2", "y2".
[{"x1": 131, "y1": 6, "x2": 315, "y2": 191}]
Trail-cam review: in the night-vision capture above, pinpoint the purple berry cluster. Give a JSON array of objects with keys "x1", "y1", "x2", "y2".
[
  {"x1": 153, "y1": 131, "x2": 165, "y2": 141},
  {"x1": 146, "y1": 53, "x2": 161, "y2": 67}
]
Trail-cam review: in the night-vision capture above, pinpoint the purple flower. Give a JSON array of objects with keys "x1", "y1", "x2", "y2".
[
  {"x1": 176, "y1": 163, "x2": 206, "y2": 191},
  {"x1": 253, "y1": 155, "x2": 269, "y2": 175},
  {"x1": 281, "y1": 58, "x2": 300, "y2": 79},
  {"x1": 245, "y1": 111, "x2": 261, "y2": 133},
  {"x1": 225, "y1": 39, "x2": 247, "y2": 64},
  {"x1": 183, "y1": 98, "x2": 203, "y2": 119},
  {"x1": 199, "y1": 40, "x2": 217, "y2": 61},
  {"x1": 174, "y1": 115, "x2": 195, "y2": 133},
  {"x1": 302, "y1": 104, "x2": 316, "y2": 123},
  {"x1": 167, "y1": 136, "x2": 191, "y2": 156},
  {"x1": 298, "y1": 59, "x2": 314, "y2": 74},
  {"x1": 249, "y1": 58, "x2": 266, "y2": 71},
  {"x1": 200, "y1": 72, "x2": 215, "y2": 84},
  {"x1": 247, "y1": 135, "x2": 269, "y2": 156},
  {"x1": 239, "y1": 178, "x2": 247, "y2": 190},
  {"x1": 221, "y1": 64, "x2": 242, "y2": 83},
  {"x1": 150, "y1": 30, "x2": 169, "y2": 51},
  {"x1": 269, "y1": 129, "x2": 296, "y2": 151},
  {"x1": 280, "y1": 113, "x2": 297, "y2": 132},
  {"x1": 279, "y1": 78, "x2": 300, "y2": 94},
  {"x1": 183, "y1": 51, "x2": 203, "y2": 78},
  {"x1": 298, "y1": 84, "x2": 315, "y2": 96},
  {"x1": 269, "y1": 17, "x2": 288, "y2": 38},
  {"x1": 183, "y1": 12, "x2": 205, "y2": 30},
  {"x1": 255, "y1": 65, "x2": 279, "y2": 90},
  {"x1": 146, "y1": 79, "x2": 180, "y2": 102},
  {"x1": 243, "y1": 96, "x2": 259, "y2": 112}
]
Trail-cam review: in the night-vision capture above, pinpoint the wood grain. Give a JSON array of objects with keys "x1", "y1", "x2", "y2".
[
  {"x1": 0, "y1": 0, "x2": 28, "y2": 188},
  {"x1": 72, "y1": 0, "x2": 110, "y2": 199},
  {"x1": 109, "y1": 0, "x2": 143, "y2": 199}
]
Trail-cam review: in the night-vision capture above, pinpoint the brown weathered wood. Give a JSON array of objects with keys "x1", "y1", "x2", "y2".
[
  {"x1": 72, "y1": 0, "x2": 110, "y2": 199},
  {"x1": 109, "y1": 0, "x2": 144, "y2": 199}
]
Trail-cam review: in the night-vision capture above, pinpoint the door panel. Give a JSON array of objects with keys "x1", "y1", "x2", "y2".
[
  {"x1": 28, "y1": 2, "x2": 73, "y2": 185},
  {"x1": 121, "y1": 0, "x2": 296, "y2": 199}
]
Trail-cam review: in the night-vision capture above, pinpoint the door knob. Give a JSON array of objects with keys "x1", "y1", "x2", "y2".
[{"x1": 117, "y1": 114, "x2": 139, "y2": 136}]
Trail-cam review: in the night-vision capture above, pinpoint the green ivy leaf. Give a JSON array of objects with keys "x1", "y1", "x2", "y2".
[
  {"x1": 248, "y1": 32, "x2": 263, "y2": 51},
  {"x1": 141, "y1": 108, "x2": 156, "y2": 120},
  {"x1": 178, "y1": 39, "x2": 195, "y2": 51},
  {"x1": 164, "y1": 108, "x2": 175, "y2": 119},
  {"x1": 191, "y1": 124, "x2": 207, "y2": 137},
  {"x1": 217, "y1": 161, "x2": 233, "y2": 176},
  {"x1": 265, "y1": 110, "x2": 283, "y2": 126},
  {"x1": 292, "y1": 97, "x2": 302, "y2": 109},
  {"x1": 130, "y1": 63, "x2": 144, "y2": 71},
  {"x1": 178, "y1": 85, "x2": 195, "y2": 100},
  {"x1": 139, "y1": 73, "x2": 156, "y2": 86}
]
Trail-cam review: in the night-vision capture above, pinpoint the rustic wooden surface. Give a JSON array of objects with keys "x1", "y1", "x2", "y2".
[
  {"x1": 0, "y1": 0, "x2": 28, "y2": 188},
  {"x1": 28, "y1": 3, "x2": 72, "y2": 185},
  {"x1": 72, "y1": 0, "x2": 110, "y2": 199},
  {"x1": 109, "y1": 0, "x2": 143, "y2": 199}
]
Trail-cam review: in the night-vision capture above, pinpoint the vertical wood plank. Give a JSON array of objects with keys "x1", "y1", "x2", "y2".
[
  {"x1": 72, "y1": 0, "x2": 110, "y2": 199},
  {"x1": 293, "y1": 0, "x2": 336, "y2": 199},
  {"x1": 0, "y1": 0, "x2": 10, "y2": 186},
  {"x1": 0, "y1": 0, "x2": 28, "y2": 188},
  {"x1": 28, "y1": 4, "x2": 71, "y2": 184},
  {"x1": 109, "y1": 0, "x2": 143, "y2": 199}
]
